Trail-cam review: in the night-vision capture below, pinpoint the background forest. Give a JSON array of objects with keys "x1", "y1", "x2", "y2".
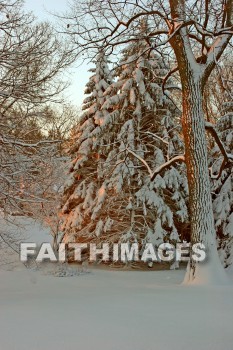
[{"x1": 0, "y1": 0, "x2": 232, "y2": 270}]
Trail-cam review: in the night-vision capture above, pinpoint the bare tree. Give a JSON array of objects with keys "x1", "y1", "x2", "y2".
[
  {"x1": 41, "y1": 103, "x2": 80, "y2": 154},
  {"x1": 204, "y1": 51, "x2": 232, "y2": 121},
  {"x1": 62, "y1": 0, "x2": 233, "y2": 283},
  {"x1": 0, "y1": 0, "x2": 75, "y2": 214}
]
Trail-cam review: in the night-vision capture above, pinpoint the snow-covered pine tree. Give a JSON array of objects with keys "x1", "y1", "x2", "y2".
[
  {"x1": 61, "y1": 51, "x2": 113, "y2": 241},
  {"x1": 61, "y1": 22, "x2": 189, "y2": 258},
  {"x1": 96, "y1": 22, "x2": 189, "y2": 250}
]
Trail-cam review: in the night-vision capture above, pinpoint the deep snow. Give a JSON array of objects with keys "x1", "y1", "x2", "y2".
[{"x1": 0, "y1": 217, "x2": 233, "y2": 350}]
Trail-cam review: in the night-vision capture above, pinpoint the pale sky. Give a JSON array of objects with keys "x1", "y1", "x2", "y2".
[{"x1": 23, "y1": 0, "x2": 91, "y2": 108}]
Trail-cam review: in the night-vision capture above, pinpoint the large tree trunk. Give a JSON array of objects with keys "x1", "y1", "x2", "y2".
[
  {"x1": 181, "y1": 77, "x2": 227, "y2": 284},
  {"x1": 167, "y1": 0, "x2": 232, "y2": 284}
]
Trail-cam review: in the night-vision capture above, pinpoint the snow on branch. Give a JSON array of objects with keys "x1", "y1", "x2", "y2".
[
  {"x1": 150, "y1": 155, "x2": 185, "y2": 181},
  {"x1": 126, "y1": 148, "x2": 185, "y2": 181},
  {"x1": 143, "y1": 132, "x2": 169, "y2": 145},
  {"x1": 0, "y1": 136, "x2": 62, "y2": 148},
  {"x1": 126, "y1": 149, "x2": 153, "y2": 178}
]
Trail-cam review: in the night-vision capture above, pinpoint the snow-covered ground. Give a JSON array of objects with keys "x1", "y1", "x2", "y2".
[
  {"x1": 0, "y1": 215, "x2": 51, "y2": 270},
  {"x1": 0, "y1": 217, "x2": 233, "y2": 350}
]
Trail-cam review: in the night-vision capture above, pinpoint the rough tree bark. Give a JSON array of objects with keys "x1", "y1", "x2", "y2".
[{"x1": 169, "y1": 0, "x2": 232, "y2": 284}]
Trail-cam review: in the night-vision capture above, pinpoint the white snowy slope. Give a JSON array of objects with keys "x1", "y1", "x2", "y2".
[
  {"x1": 0, "y1": 215, "x2": 51, "y2": 270},
  {"x1": 0, "y1": 217, "x2": 233, "y2": 350}
]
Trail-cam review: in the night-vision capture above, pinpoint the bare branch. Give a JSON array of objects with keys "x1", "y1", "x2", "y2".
[
  {"x1": 162, "y1": 66, "x2": 179, "y2": 94},
  {"x1": 205, "y1": 0, "x2": 233, "y2": 75},
  {"x1": 209, "y1": 158, "x2": 232, "y2": 180},
  {"x1": 205, "y1": 122, "x2": 233, "y2": 179},
  {"x1": 205, "y1": 122, "x2": 232, "y2": 163}
]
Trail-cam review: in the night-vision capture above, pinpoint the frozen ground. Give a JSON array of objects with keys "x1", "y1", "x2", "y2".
[{"x1": 0, "y1": 217, "x2": 233, "y2": 350}]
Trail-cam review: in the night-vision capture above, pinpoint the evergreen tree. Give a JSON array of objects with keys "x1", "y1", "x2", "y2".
[
  {"x1": 211, "y1": 91, "x2": 233, "y2": 267},
  {"x1": 61, "y1": 25, "x2": 189, "y2": 258},
  {"x1": 61, "y1": 51, "x2": 113, "y2": 241}
]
